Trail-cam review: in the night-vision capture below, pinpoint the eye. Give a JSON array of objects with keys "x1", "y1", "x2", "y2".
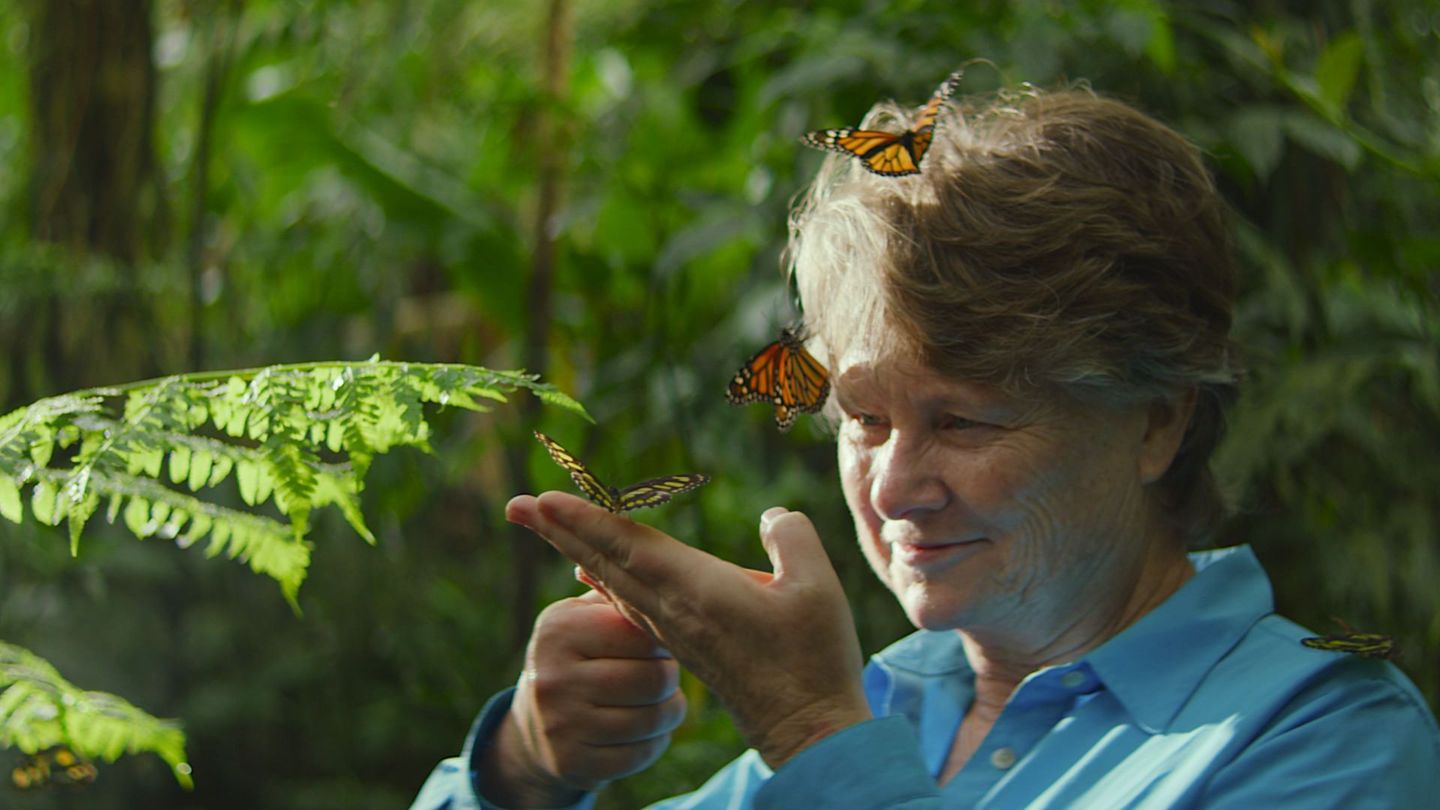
[
  {"x1": 939, "y1": 414, "x2": 983, "y2": 431},
  {"x1": 854, "y1": 412, "x2": 888, "y2": 428}
]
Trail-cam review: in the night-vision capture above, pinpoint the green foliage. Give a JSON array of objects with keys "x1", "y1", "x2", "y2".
[
  {"x1": 0, "y1": 360, "x2": 588, "y2": 608},
  {"x1": 1, "y1": 640, "x2": 191, "y2": 788},
  {"x1": 0, "y1": 1, "x2": 1436, "y2": 807}
]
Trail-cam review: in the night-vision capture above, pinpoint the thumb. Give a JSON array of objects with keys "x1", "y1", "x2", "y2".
[{"x1": 758, "y1": 508, "x2": 833, "y2": 584}]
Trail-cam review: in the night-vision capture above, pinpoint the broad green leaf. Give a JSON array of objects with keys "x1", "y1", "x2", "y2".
[
  {"x1": 1315, "y1": 31, "x2": 1364, "y2": 119},
  {"x1": 1227, "y1": 106, "x2": 1286, "y2": 181},
  {"x1": 1285, "y1": 113, "x2": 1363, "y2": 169}
]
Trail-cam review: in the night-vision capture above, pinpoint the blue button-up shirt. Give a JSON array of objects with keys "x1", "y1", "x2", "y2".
[{"x1": 412, "y1": 546, "x2": 1440, "y2": 808}]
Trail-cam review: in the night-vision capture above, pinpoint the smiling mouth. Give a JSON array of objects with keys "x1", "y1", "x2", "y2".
[{"x1": 893, "y1": 538, "x2": 987, "y2": 566}]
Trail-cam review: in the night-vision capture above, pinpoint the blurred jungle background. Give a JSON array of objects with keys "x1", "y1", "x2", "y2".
[{"x1": 1, "y1": 0, "x2": 1437, "y2": 807}]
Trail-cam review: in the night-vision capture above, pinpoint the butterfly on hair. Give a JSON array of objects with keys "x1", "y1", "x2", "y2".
[
  {"x1": 725, "y1": 326, "x2": 831, "y2": 432},
  {"x1": 800, "y1": 68, "x2": 964, "y2": 177},
  {"x1": 533, "y1": 432, "x2": 710, "y2": 513}
]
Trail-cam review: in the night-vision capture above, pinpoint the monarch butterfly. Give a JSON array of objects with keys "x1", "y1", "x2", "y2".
[
  {"x1": 800, "y1": 68, "x2": 964, "y2": 177},
  {"x1": 9, "y1": 746, "x2": 97, "y2": 790},
  {"x1": 1300, "y1": 619, "x2": 1398, "y2": 660},
  {"x1": 725, "y1": 327, "x2": 831, "y2": 432},
  {"x1": 533, "y1": 432, "x2": 710, "y2": 513}
]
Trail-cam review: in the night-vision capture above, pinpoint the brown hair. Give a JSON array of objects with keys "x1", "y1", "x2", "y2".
[{"x1": 789, "y1": 85, "x2": 1240, "y2": 544}]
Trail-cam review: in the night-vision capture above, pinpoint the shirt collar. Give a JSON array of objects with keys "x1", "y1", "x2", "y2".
[
  {"x1": 1084, "y1": 544, "x2": 1273, "y2": 733},
  {"x1": 867, "y1": 545, "x2": 1274, "y2": 734}
]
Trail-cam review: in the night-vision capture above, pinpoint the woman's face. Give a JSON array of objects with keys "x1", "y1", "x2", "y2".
[{"x1": 834, "y1": 342, "x2": 1184, "y2": 643}]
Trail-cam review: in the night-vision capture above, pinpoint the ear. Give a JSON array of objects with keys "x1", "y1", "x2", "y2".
[{"x1": 1137, "y1": 388, "x2": 1197, "y2": 485}]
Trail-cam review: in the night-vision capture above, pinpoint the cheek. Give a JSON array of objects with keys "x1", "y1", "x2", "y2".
[{"x1": 838, "y1": 443, "x2": 891, "y2": 571}]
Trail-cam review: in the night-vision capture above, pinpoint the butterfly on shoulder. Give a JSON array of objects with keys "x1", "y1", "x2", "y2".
[
  {"x1": 725, "y1": 327, "x2": 830, "y2": 432},
  {"x1": 800, "y1": 68, "x2": 964, "y2": 177},
  {"x1": 1300, "y1": 619, "x2": 1398, "y2": 660},
  {"x1": 9, "y1": 746, "x2": 97, "y2": 790},
  {"x1": 533, "y1": 432, "x2": 710, "y2": 513}
]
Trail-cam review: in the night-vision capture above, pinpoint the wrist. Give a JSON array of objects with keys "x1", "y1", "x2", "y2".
[
  {"x1": 477, "y1": 711, "x2": 587, "y2": 808},
  {"x1": 754, "y1": 695, "x2": 872, "y2": 770}
]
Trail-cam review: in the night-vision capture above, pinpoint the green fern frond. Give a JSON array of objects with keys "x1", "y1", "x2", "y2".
[
  {"x1": 0, "y1": 641, "x2": 192, "y2": 788},
  {"x1": 0, "y1": 360, "x2": 591, "y2": 606}
]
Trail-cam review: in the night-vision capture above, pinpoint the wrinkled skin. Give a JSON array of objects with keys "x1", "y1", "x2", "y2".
[{"x1": 483, "y1": 498, "x2": 870, "y2": 804}]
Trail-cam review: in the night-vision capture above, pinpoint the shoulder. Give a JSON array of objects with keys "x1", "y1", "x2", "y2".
[{"x1": 1194, "y1": 616, "x2": 1440, "y2": 804}]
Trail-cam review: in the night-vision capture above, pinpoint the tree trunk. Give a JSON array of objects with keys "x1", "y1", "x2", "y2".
[
  {"x1": 506, "y1": 0, "x2": 572, "y2": 651},
  {"x1": 14, "y1": 0, "x2": 165, "y2": 403}
]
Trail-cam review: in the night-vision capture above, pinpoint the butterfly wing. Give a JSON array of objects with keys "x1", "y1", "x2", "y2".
[
  {"x1": 726, "y1": 339, "x2": 787, "y2": 405},
  {"x1": 728, "y1": 329, "x2": 830, "y2": 431},
  {"x1": 902, "y1": 69, "x2": 964, "y2": 171},
  {"x1": 533, "y1": 431, "x2": 619, "y2": 512},
  {"x1": 859, "y1": 139, "x2": 922, "y2": 176},
  {"x1": 616, "y1": 473, "x2": 711, "y2": 512},
  {"x1": 1300, "y1": 632, "x2": 1398, "y2": 660},
  {"x1": 801, "y1": 69, "x2": 965, "y2": 177},
  {"x1": 800, "y1": 128, "x2": 901, "y2": 158},
  {"x1": 779, "y1": 336, "x2": 831, "y2": 415},
  {"x1": 913, "y1": 69, "x2": 964, "y2": 134}
]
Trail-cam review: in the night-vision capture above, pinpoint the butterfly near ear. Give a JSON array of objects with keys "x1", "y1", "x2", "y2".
[
  {"x1": 1300, "y1": 618, "x2": 1398, "y2": 660},
  {"x1": 533, "y1": 432, "x2": 710, "y2": 513},
  {"x1": 800, "y1": 68, "x2": 963, "y2": 177},
  {"x1": 726, "y1": 327, "x2": 830, "y2": 432},
  {"x1": 9, "y1": 746, "x2": 97, "y2": 790}
]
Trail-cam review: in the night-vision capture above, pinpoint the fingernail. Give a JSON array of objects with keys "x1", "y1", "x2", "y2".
[{"x1": 760, "y1": 507, "x2": 789, "y2": 530}]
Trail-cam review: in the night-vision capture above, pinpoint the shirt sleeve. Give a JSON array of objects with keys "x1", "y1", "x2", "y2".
[
  {"x1": 409, "y1": 688, "x2": 597, "y2": 810},
  {"x1": 751, "y1": 715, "x2": 940, "y2": 809},
  {"x1": 1199, "y1": 662, "x2": 1440, "y2": 809}
]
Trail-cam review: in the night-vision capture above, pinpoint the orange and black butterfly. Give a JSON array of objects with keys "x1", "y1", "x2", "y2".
[
  {"x1": 533, "y1": 432, "x2": 709, "y2": 513},
  {"x1": 800, "y1": 69, "x2": 963, "y2": 177},
  {"x1": 9, "y1": 746, "x2": 97, "y2": 790},
  {"x1": 726, "y1": 327, "x2": 830, "y2": 432},
  {"x1": 1301, "y1": 619, "x2": 1398, "y2": 660}
]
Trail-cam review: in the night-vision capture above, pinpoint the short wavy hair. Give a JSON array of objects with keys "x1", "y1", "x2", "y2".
[{"x1": 789, "y1": 85, "x2": 1240, "y2": 544}]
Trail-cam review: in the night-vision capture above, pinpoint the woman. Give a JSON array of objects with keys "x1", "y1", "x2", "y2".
[{"x1": 413, "y1": 87, "x2": 1440, "y2": 808}]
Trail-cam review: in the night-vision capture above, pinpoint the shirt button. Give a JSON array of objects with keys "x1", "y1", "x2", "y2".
[
  {"x1": 990, "y1": 747, "x2": 1017, "y2": 770},
  {"x1": 1061, "y1": 670, "x2": 1087, "y2": 689}
]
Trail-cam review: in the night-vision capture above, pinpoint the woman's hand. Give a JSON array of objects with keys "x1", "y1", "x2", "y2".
[
  {"x1": 506, "y1": 492, "x2": 872, "y2": 769},
  {"x1": 479, "y1": 590, "x2": 686, "y2": 807}
]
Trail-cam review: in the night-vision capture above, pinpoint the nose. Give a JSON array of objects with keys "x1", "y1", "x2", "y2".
[{"x1": 869, "y1": 431, "x2": 949, "y2": 520}]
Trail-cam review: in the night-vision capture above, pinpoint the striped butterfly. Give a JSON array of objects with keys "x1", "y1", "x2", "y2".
[
  {"x1": 1300, "y1": 619, "x2": 1398, "y2": 660},
  {"x1": 726, "y1": 327, "x2": 831, "y2": 432},
  {"x1": 533, "y1": 432, "x2": 709, "y2": 513},
  {"x1": 800, "y1": 68, "x2": 963, "y2": 177}
]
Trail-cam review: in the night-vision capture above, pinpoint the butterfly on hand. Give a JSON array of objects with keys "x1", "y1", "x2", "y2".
[
  {"x1": 800, "y1": 68, "x2": 963, "y2": 177},
  {"x1": 725, "y1": 327, "x2": 831, "y2": 432},
  {"x1": 533, "y1": 432, "x2": 710, "y2": 513},
  {"x1": 1300, "y1": 618, "x2": 1398, "y2": 660},
  {"x1": 10, "y1": 746, "x2": 97, "y2": 790}
]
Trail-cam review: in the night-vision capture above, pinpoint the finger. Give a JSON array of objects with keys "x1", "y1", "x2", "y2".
[
  {"x1": 572, "y1": 656, "x2": 681, "y2": 707},
  {"x1": 758, "y1": 509, "x2": 834, "y2": 585},
  {"x1": 531, "y1": 491, "x2": 705, "y2": 614},
  {"x1": 547, "y1": 598, "x2": 671, "y2": 660},
  {"x1": 562, "y1": 735, "x2": 672, "y2": 785},
  {"x1": 576, "y1": 565, "x2": 620, "y2": 606},
  {"x1": 574, "y1": 691, "x2": 688, "y2": 745}
]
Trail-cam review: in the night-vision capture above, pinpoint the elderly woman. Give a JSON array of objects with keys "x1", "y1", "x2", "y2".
[{"x1": 413, "y1": 87, "x2": 1440, "y2": 808}]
